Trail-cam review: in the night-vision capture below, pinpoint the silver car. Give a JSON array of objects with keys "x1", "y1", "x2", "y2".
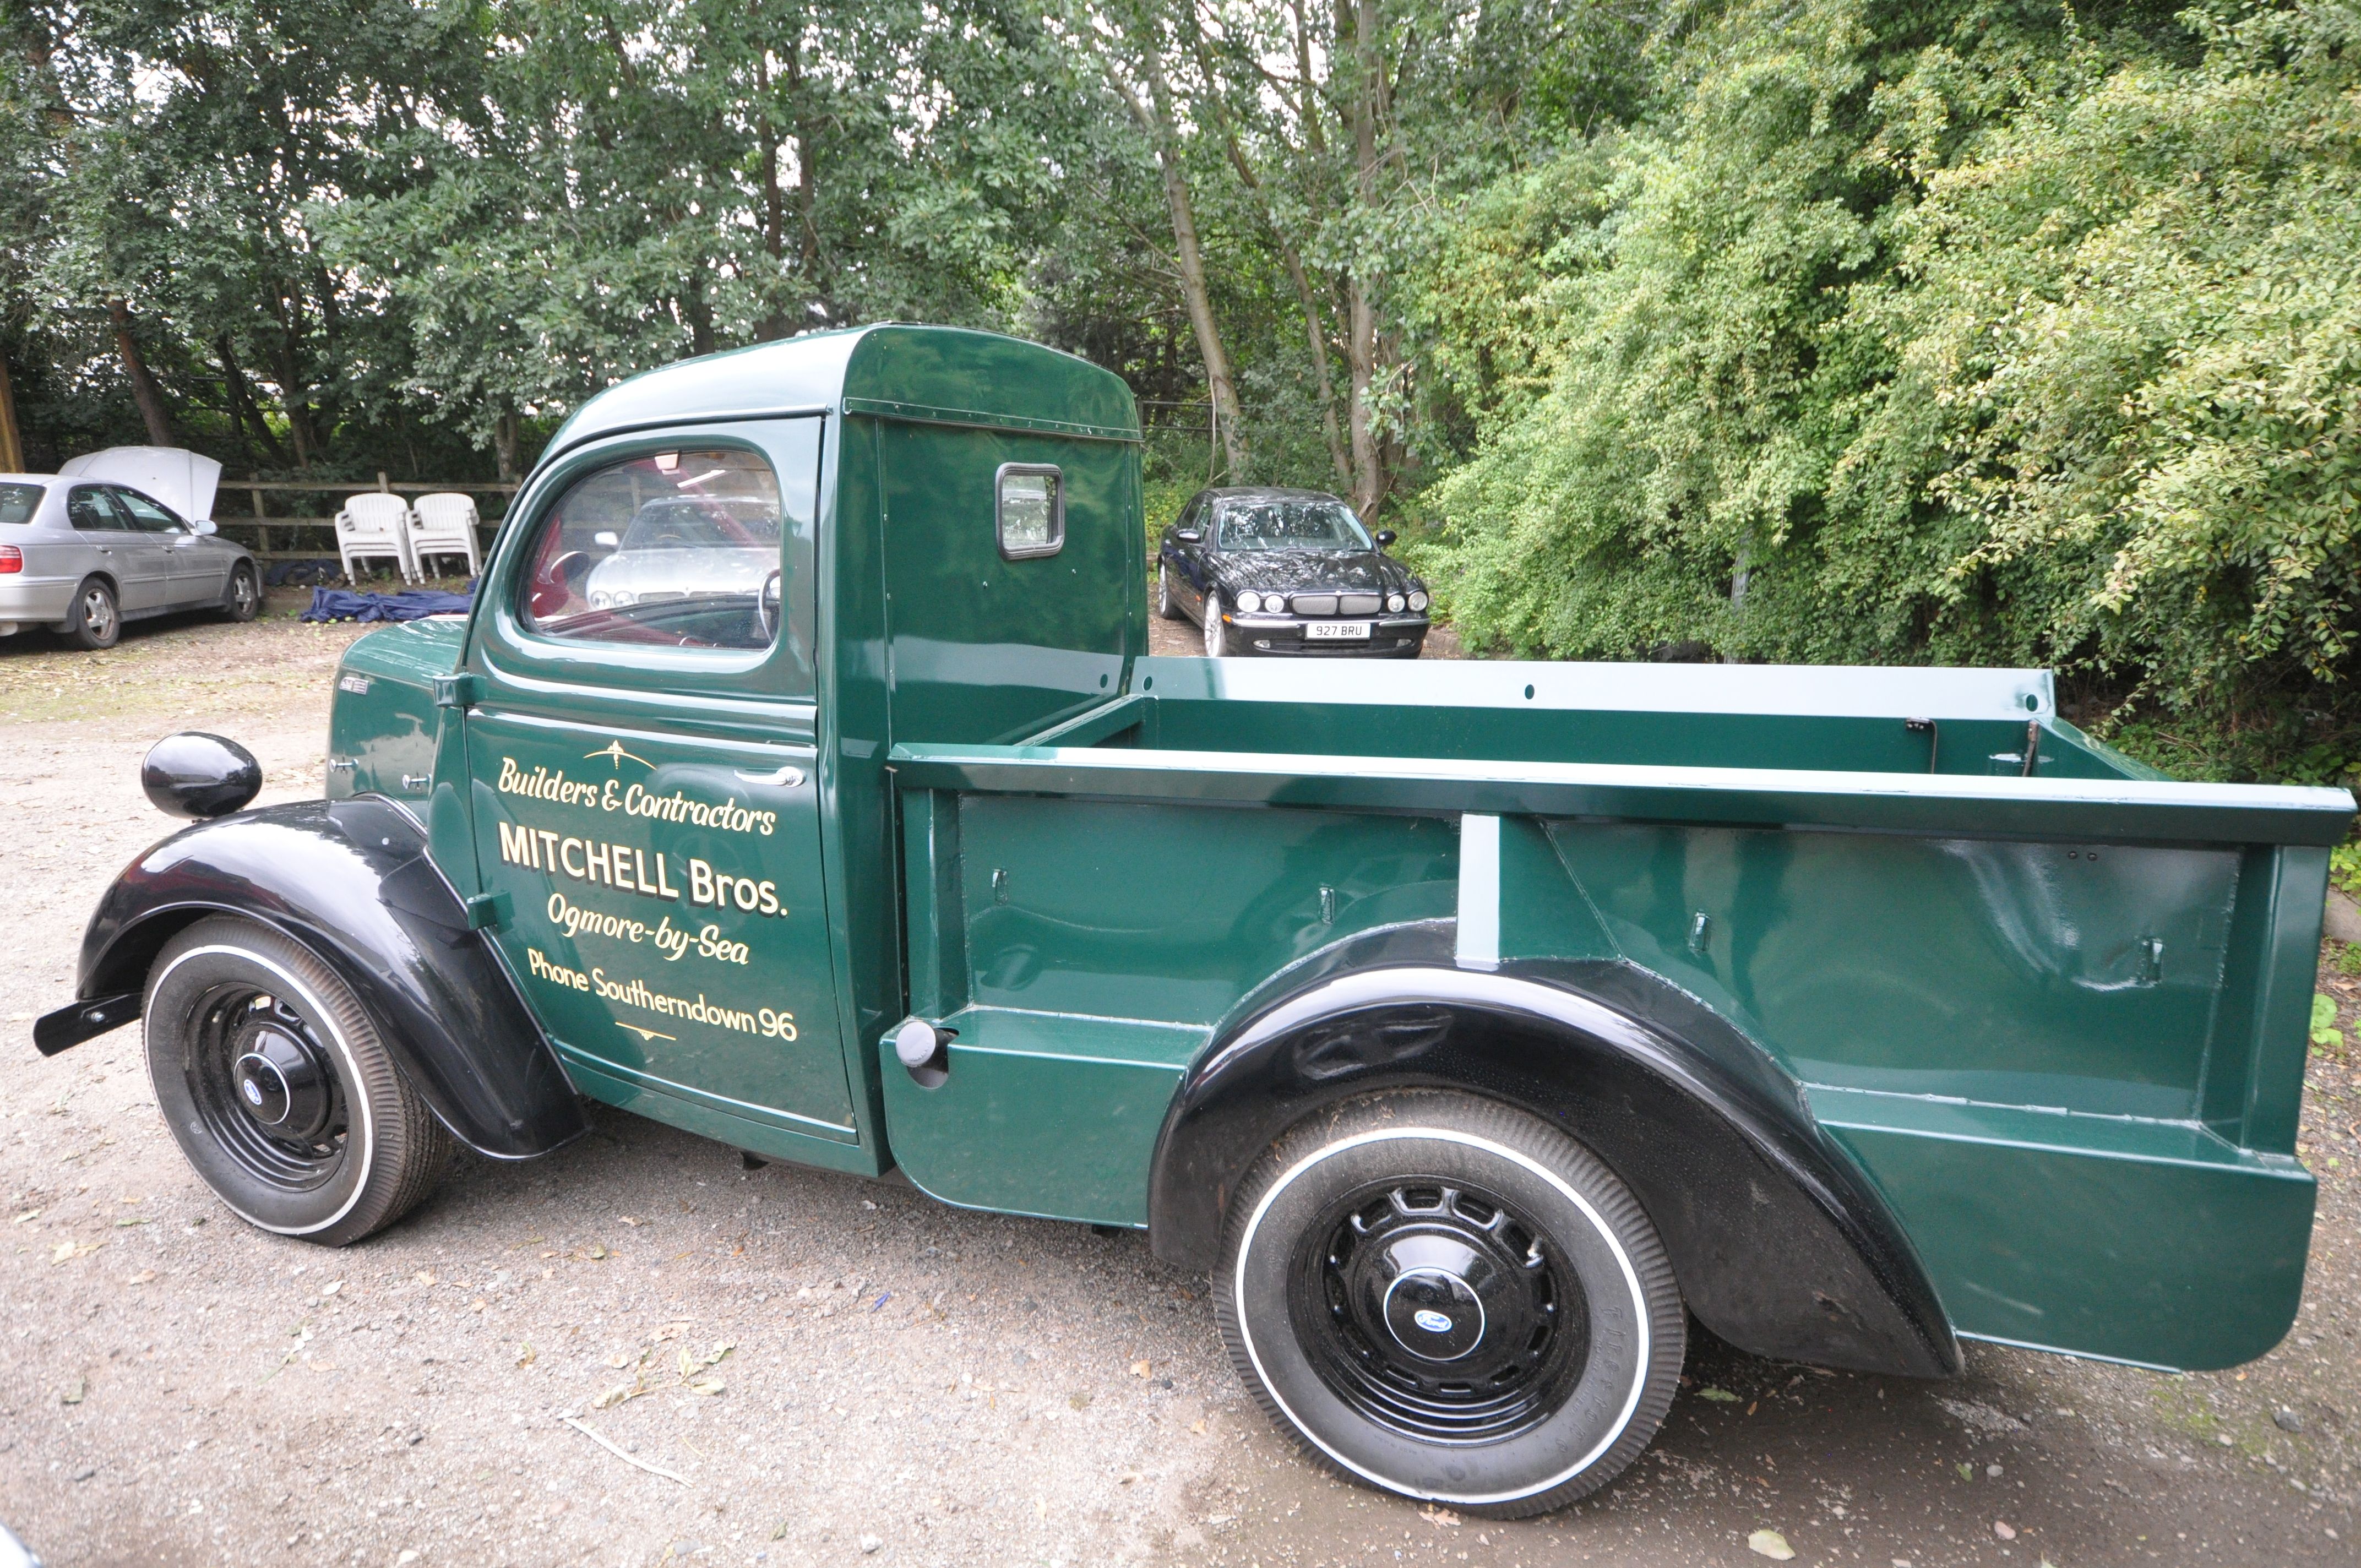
[
  {"x1": 0, "y1": 475, "x2": 260, "y2": 650},
  {"x1": 581, "y1": 495, "x2": 779, "y2": 614}
]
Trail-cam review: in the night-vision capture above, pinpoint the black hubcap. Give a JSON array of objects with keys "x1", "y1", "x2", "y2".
[
  {"x1": 1289, "y1": 1180, "x2": 1588, "y2": 1444},
  {"x1": 186, "y1": 987, "x2": 349, "y2": 1189}
]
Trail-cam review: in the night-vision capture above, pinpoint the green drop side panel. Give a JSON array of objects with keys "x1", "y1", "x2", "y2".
[
  {"x1": 1813, "y1": 1090, "x2": 2315, "y2": 1370},
  {"x1": 877, "y1": 1009, "x2": 1200, "y2": 1226},
  {"x1": 882, "y1": 788, "x2": 1459, "y2": 1224}
]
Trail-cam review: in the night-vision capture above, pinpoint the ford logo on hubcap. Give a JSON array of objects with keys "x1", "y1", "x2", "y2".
[{"x1": 1412, "y1": 1308, "x2": 1454, "y2": 1335}]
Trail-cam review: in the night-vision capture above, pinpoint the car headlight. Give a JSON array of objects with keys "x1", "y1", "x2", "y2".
[
  {"x1": 1264, "y1": 592, "x2": 1287, "y2": 614},
  {"x1": 588, "y1": 591, "x2": 611, "y2": 609},
  {"x1": 1409, "y1": 589, "x2": 1430, "y2": 612},
  {"x1": 1238, "y1": 590, "x2": 1263, "y2": 614},
  {"x1": 612, "y1": 591, "x2": 636, "y2": 606},
  {"x1": 1388, "y1": 593, "x2": 1407, "y2": 613}
]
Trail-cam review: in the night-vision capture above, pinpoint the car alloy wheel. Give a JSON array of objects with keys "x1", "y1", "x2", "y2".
[
  {"x1": 1158, "y1": 563, "x2": 1183, "y2": 620},
  {"x1": 69, "y1": 578, "x2": 119, "y2": 650},
  {"x1": 1204, "y1": 596, "x2": 1227, "y2": 657},
  {"x1": 1218, "y1": 1092, "x2": 1684, "y2": 1517},
  {"x1": 226, "y1": 564, "x2": 260, "y2": 622}
]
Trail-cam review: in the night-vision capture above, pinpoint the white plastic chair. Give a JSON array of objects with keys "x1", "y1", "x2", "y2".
[
  {"x1": 409, "y1": 492, "x2": 483, "y2": 579},
  {"x1": 335, "y1": 493, "x2": 417, "y2": 584}
]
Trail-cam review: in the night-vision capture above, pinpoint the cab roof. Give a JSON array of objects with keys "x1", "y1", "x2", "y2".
[{"x1": 540, "y1": 324, "x2": 1141, "y2": 472}]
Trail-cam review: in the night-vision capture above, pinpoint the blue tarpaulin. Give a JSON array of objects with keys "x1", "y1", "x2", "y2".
[{"x1": 300, "y1": 588, "x2": 474, "y2": 623}]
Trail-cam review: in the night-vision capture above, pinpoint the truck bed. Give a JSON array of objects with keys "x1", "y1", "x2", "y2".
[{"x1": 884, "y1": 656, "x2": 2348, "y2": 1370}]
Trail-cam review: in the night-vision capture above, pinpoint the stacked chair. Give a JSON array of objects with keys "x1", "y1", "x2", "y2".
[
  {"x1": 334, "y1": 493, "x2": 418, "y2": 584},
  {"x1": 334, "y1": 491, "x2": 487, "y2": 584}
]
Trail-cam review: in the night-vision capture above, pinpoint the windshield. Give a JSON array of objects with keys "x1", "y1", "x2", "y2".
[
  {"x1": 1215, "y1": 498, "x2": 1372, "y2": 553},
  {"x1": 619, "y1": 496, "x2": 781, "y2": 553},
  {"x1": 0, "y1": 482, "x2": 44, "y2": 525}
]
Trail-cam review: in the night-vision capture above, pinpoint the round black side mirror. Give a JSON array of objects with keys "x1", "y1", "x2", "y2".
[
  {"x1": 1374, "y1": 529, "x2": 1399, "y2": 549},
  {"x1": 143, "y1": 732, "x2": 263, "y2": 819}
]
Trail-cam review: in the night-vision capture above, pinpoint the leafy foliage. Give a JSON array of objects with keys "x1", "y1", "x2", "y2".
[{"x1": 1419, "y1": 0, "x2": 2361, "y2": 777}]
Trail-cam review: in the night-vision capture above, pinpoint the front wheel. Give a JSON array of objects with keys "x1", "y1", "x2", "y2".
[
  {"x1": 1203, "y1": 595, "x2": 1234, "y2": 657},
  {"x1": 144, "y1": 916, "x2": 452, "y2": 1245},
  {"x1": 222, "y1": 562, "x2": 260, "y2": 622},
  {"x1": 1157, "y1": 563, "x2": 1184, "y2": 620},
  {"x1": 1217, "y1": 1092, "x2": 1685, "y2": 1517}
]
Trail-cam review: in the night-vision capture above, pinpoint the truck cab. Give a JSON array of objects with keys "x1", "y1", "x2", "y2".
[{"x1": 41, "y1": 325, "x2": 2354, "y2": 1518}]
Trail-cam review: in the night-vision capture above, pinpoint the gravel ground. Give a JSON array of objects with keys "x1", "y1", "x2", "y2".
[{"x1": 1, "y1": 596, "x2": 2354, "y2": 1567}]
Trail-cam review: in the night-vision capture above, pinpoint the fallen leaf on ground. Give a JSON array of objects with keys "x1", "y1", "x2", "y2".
[
  {"x1": 590, "y1": 1383, "x2": 638, "y2": 1411},
  {"x1": 515, "y1": 1343, "x2": 536, "y2": 1369},
  {"x1": 685, "y1": 1378, "x2": 724, "y2": 1396},
  {"x1": 60, "y1": 1378, "x2": 85, "y2": 1405},
  {"x1": 50, "y1": 1239, "x2": 101, "y2": 1264},
  {"x1": 1419, "y1": 1505, "x2": 1462, "y2": 1527},
  {"x1": 1698, "y1": 1387, "x2": 1741, "y2": 1402},
  {"x1": 1131, "y1": 1360, "x2": 1151, "y2": 1378},
  {"x1": 1748, "y1": 1528, "x2": 1796, "y2": 1560},
  {"x1": 126, "y1": 1270, "x2": 156, "y2": 1285},
  {"x1": 412, "y1": 1271, "x2": 436, "y2": 1286}
]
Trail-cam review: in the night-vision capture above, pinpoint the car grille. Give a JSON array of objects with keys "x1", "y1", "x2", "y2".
[
  {"x1": 1339, "y1": 593, "x2": 1381, "y2": 616},
  {"x1": 1293, "y1": 594, "x2": 1338, "y2": 616}
]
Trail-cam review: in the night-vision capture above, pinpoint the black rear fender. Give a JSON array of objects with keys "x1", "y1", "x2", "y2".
[
  {"x1": 1147, "y1": 923, "x2": 1960, "y2": 1379},
  {"x1": 36, "y1": 797, "x2": 586, "y2": 1160}
]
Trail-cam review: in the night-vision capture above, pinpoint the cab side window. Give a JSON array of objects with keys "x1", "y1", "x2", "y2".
[
  {"x1": 67, "y1": 486, "x2": 126, "y2": 532},
  {"x1": 519, "y1": 447, "x2": 787, "y2": 655},
  {"x1": 112, "y1": 488, "x2": 186, "y2": 532}
]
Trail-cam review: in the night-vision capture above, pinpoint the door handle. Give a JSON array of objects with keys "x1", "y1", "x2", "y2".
[{"x1": 734, "y1": 765, "x2": 806, "y2": 788}]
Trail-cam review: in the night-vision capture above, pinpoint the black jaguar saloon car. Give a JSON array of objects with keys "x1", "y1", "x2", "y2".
[{"x1": 1157, "y1": 486, "x2": 1430, "y2": 657}]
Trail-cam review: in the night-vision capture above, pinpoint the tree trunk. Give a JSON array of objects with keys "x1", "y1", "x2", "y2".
[
  {"x1": 109, "y1": 299, "x2": 175, "y2": 447},
  {"x1": 215, "y1": 337, "x2": 289, "y2": 467},
  {"x1": 753, "y1": 50, "x2": 790, "y2": 342},
  {"x1": 1339, "y1": 0, "x2": 1393, "y2": 518},
  {"x1": 1146, "y1": 61, "x2": 1246, "y2": 481},
  {"x1": 1101, "y1": 33, "x2": 1247, "y2": 482},
  {"x1": 493, "y1": 411, "x2": 520, "y2": 483},
  {"x1": 683, "y1": 276, "x2": 717, "y2": 356},
  {"x1": 0, "y1": 348, "x2": 23, "y2": 474}
]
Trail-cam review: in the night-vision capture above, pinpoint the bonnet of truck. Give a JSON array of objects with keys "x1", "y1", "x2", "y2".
[{"x1": 325, "y1": 618, "x2": 465, "y2": 808}]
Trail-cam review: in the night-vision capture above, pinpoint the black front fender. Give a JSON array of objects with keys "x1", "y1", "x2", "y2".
[
  {"x1": 1147, "y1": 924, "x2": 1960, "y2": 1379},
  {"x1": 36, "y1": 797, "x2": 587, "y2": 1160}
]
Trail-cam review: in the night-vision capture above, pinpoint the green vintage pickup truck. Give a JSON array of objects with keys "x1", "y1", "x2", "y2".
[{"x1": 39, "y1": 325, "x2": 2353, "y2": 1515}]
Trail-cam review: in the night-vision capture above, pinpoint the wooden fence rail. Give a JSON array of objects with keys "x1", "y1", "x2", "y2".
[{"x1": 212, "y1": 471, "x2": 518, "y2": 560}]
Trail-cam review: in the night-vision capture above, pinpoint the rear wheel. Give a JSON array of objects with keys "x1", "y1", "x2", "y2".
[
  {"x1": 66, "y1": 577, "x2": 119, "y2": 650},
  {"x1": 144, "y1": 916, "x2": 451, "y2": 1245},
  {"x1": 222, "y1": 562, "x2": 260, "y2": 622},
  {"x1": 1216, "y1": 1092, "x2": 1684, "y2": 1516}
]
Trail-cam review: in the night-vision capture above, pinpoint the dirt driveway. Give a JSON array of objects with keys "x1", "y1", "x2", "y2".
[{"x1": 1, "y1": 597, "x2": 2355, "y2": 1567}]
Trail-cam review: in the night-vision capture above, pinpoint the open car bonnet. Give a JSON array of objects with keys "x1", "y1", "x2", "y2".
[{"x1": 59, "y1": 446, "x2": 224, "y2": 524}]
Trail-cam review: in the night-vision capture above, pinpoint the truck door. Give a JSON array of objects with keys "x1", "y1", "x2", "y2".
[{"x1": 457, "y1": 421, "x2": 856, "y2": 1149}]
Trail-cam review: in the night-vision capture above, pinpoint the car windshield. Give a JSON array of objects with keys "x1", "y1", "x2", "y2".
[
  {"x1": 619, "y1": 496, "x2": 781, "y2": 552},
  {"x1": 0, "y1": 482, "x2": 44, "y2": 525},
  {"x1": 1215, "y1": 498, "x2": 1372, "y2": 553}
]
